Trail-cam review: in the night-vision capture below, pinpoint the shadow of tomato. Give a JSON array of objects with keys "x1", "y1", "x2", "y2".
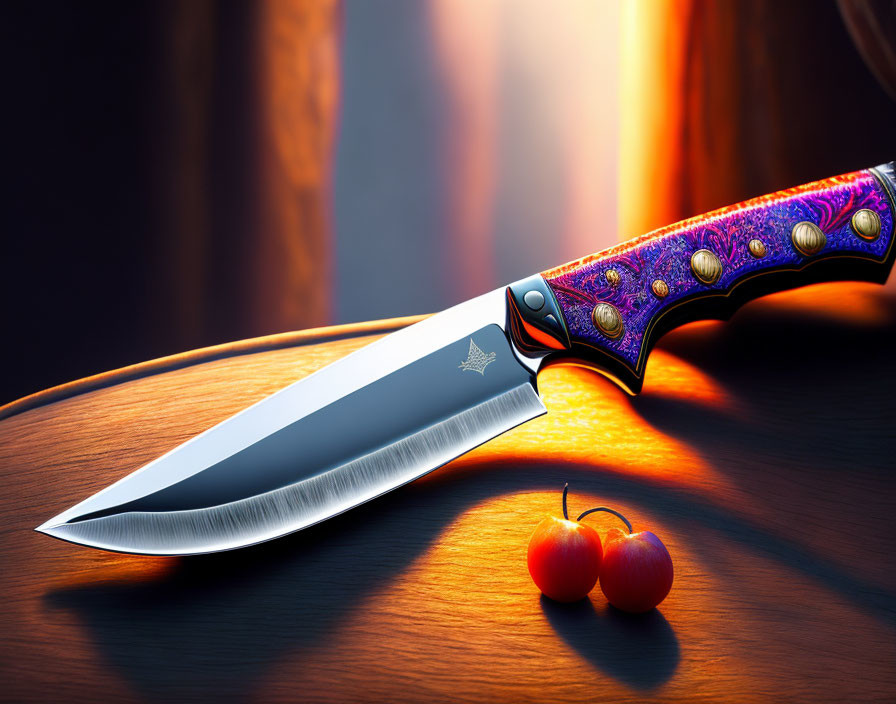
[{"x1": 540, "y1": 595, "x2": 680, "y2": 690}]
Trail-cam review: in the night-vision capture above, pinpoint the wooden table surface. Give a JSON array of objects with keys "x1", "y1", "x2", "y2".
[{"x1": 2, "y1": 282, "x2": 895, "y2": 703}]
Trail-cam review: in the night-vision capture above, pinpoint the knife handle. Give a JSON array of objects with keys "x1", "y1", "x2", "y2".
[{"x1": 536, "y1": 163, "x2": 896, "y2": 394}]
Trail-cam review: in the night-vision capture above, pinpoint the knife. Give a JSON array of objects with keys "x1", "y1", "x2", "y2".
[{"x1": 37, "y1": 163, "x2": 896, "y2": 555}]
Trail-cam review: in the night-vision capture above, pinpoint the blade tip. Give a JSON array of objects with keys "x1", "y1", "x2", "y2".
[
  {"x1": 33, "y1": 519, "x2": 111, "y2": 553},
  {"x1": 33, "y1": 516, "x2": 180, "y2": 555},
  {"x1": 35, "y1": 518, "x2": 61, "y2": 534},
  {"x1": 35, "y1": 514, "x2": 74, "y2": 539}
]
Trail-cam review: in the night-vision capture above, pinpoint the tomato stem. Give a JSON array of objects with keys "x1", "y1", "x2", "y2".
[
  {"x1": 577, "y1": 507, "x2": 633, "y2": 534},
  {"x1": 562, "y1": 483, "x2": 569, "y2": 520}
]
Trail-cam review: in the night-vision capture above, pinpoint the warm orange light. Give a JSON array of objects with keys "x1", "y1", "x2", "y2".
[
  {"x1": 48, "y1": 555, "x2": 177, "y2": 590},
  {"x1": 436, "y1": 362, "x2": 743, "y2": 499},
  {"x1": 619, "y1": 0, "x2": 750, "y2": 243},
  {"x1": 258, "y1": 491, "x2": 745, "y2": 700},
  {"x1": 619, "y1": 0, "x2": 688, "y2": 241},
  {"x1": 643, "y1": 347, "x2": 736, "y2": 410}
]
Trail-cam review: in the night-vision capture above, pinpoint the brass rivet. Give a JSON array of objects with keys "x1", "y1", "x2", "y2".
[
  {"x1": 592, "y1": 302, "x2": 624, "y2": 339},
  {"x1": 690, "y1": 249, "x2": 722, "y2": 285},
  {"x1": 791, "y1": 221, "x2": 826, "y2": 256},
  {"x1": 605, "y1": 269, "x2": 621, "y2": 286},
  {"x1": 851, "y1": 209, "x2": 881, "y2": 241},
  {"x1": 748, "y1": 239, "x2": 767, "y2": 258},
  {"x1": 651, "y1": 279, "x2": 669, "y2": 298}
]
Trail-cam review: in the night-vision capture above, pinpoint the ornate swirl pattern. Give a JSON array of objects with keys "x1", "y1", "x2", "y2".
[{"x1": 542, "y1": 169, "x2": 896, "y2": 390}]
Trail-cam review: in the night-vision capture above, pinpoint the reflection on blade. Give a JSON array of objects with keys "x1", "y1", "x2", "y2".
[
  {"x1": 40, "y1": 384, "x2": 544, "y2": 554},
  {"x1": 37, "y1": 283, "x2": 550, "y2": 555}
]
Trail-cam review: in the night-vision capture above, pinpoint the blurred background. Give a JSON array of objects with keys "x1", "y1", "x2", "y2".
[{"x1": 2, "y1": 0, "x2": 895, "y2": 404}]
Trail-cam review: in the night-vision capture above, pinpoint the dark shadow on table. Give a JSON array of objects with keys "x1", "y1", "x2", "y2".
[{"x1": 540, "y1": 596, "x2": 679, "y2": 690}]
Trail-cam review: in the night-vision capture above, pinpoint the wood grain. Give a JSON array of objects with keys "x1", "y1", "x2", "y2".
[{"x1": 1, "y1": 282, "x2": 895, "y2": 703}]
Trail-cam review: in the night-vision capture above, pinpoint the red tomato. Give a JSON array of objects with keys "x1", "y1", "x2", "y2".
[
  {"x1": 527, "y1": 516, "x2": 603, "y2": 602},
  {"x1": 599, "y1": 527, "x2": 673, "y2": 613}
]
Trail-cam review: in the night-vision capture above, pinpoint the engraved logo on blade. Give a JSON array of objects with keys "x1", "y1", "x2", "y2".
[{"x1": 459, "y1": 339, "x2": 497, "y2": 375}]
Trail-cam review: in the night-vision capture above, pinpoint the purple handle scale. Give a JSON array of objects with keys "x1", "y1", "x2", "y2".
[{"x1": 539, "y1": 165, "x2": 896, "y2": 394}]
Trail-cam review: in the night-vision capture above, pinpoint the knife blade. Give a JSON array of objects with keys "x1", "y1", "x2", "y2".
[{"x1": 37, "y1": 162, "x2": 896, "y2": 554}]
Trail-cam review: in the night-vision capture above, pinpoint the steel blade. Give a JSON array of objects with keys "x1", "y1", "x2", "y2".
[{"x1": 36, "y1": 285, "x2": 547, "y2": 555}]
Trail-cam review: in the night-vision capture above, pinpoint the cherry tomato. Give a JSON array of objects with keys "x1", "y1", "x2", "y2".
[
  {"x1": 599, "y1": 527, "x2": 674, "y2": 613},
  {"x1": 527, "y1": 515, "x2": 603, "y2": 602},
  {"x1": 527, "y1": 485, "x2": 602, "y2": 602}
]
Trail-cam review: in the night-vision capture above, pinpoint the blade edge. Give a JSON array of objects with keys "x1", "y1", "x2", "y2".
[{"x1": 42, "y1": 383, "x2": 546, "y2": 555}]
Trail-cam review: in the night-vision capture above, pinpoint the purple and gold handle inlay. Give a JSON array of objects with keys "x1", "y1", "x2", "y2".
[{"x1": 534, "y1": 164, "x2": 896, "y2": 394}]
